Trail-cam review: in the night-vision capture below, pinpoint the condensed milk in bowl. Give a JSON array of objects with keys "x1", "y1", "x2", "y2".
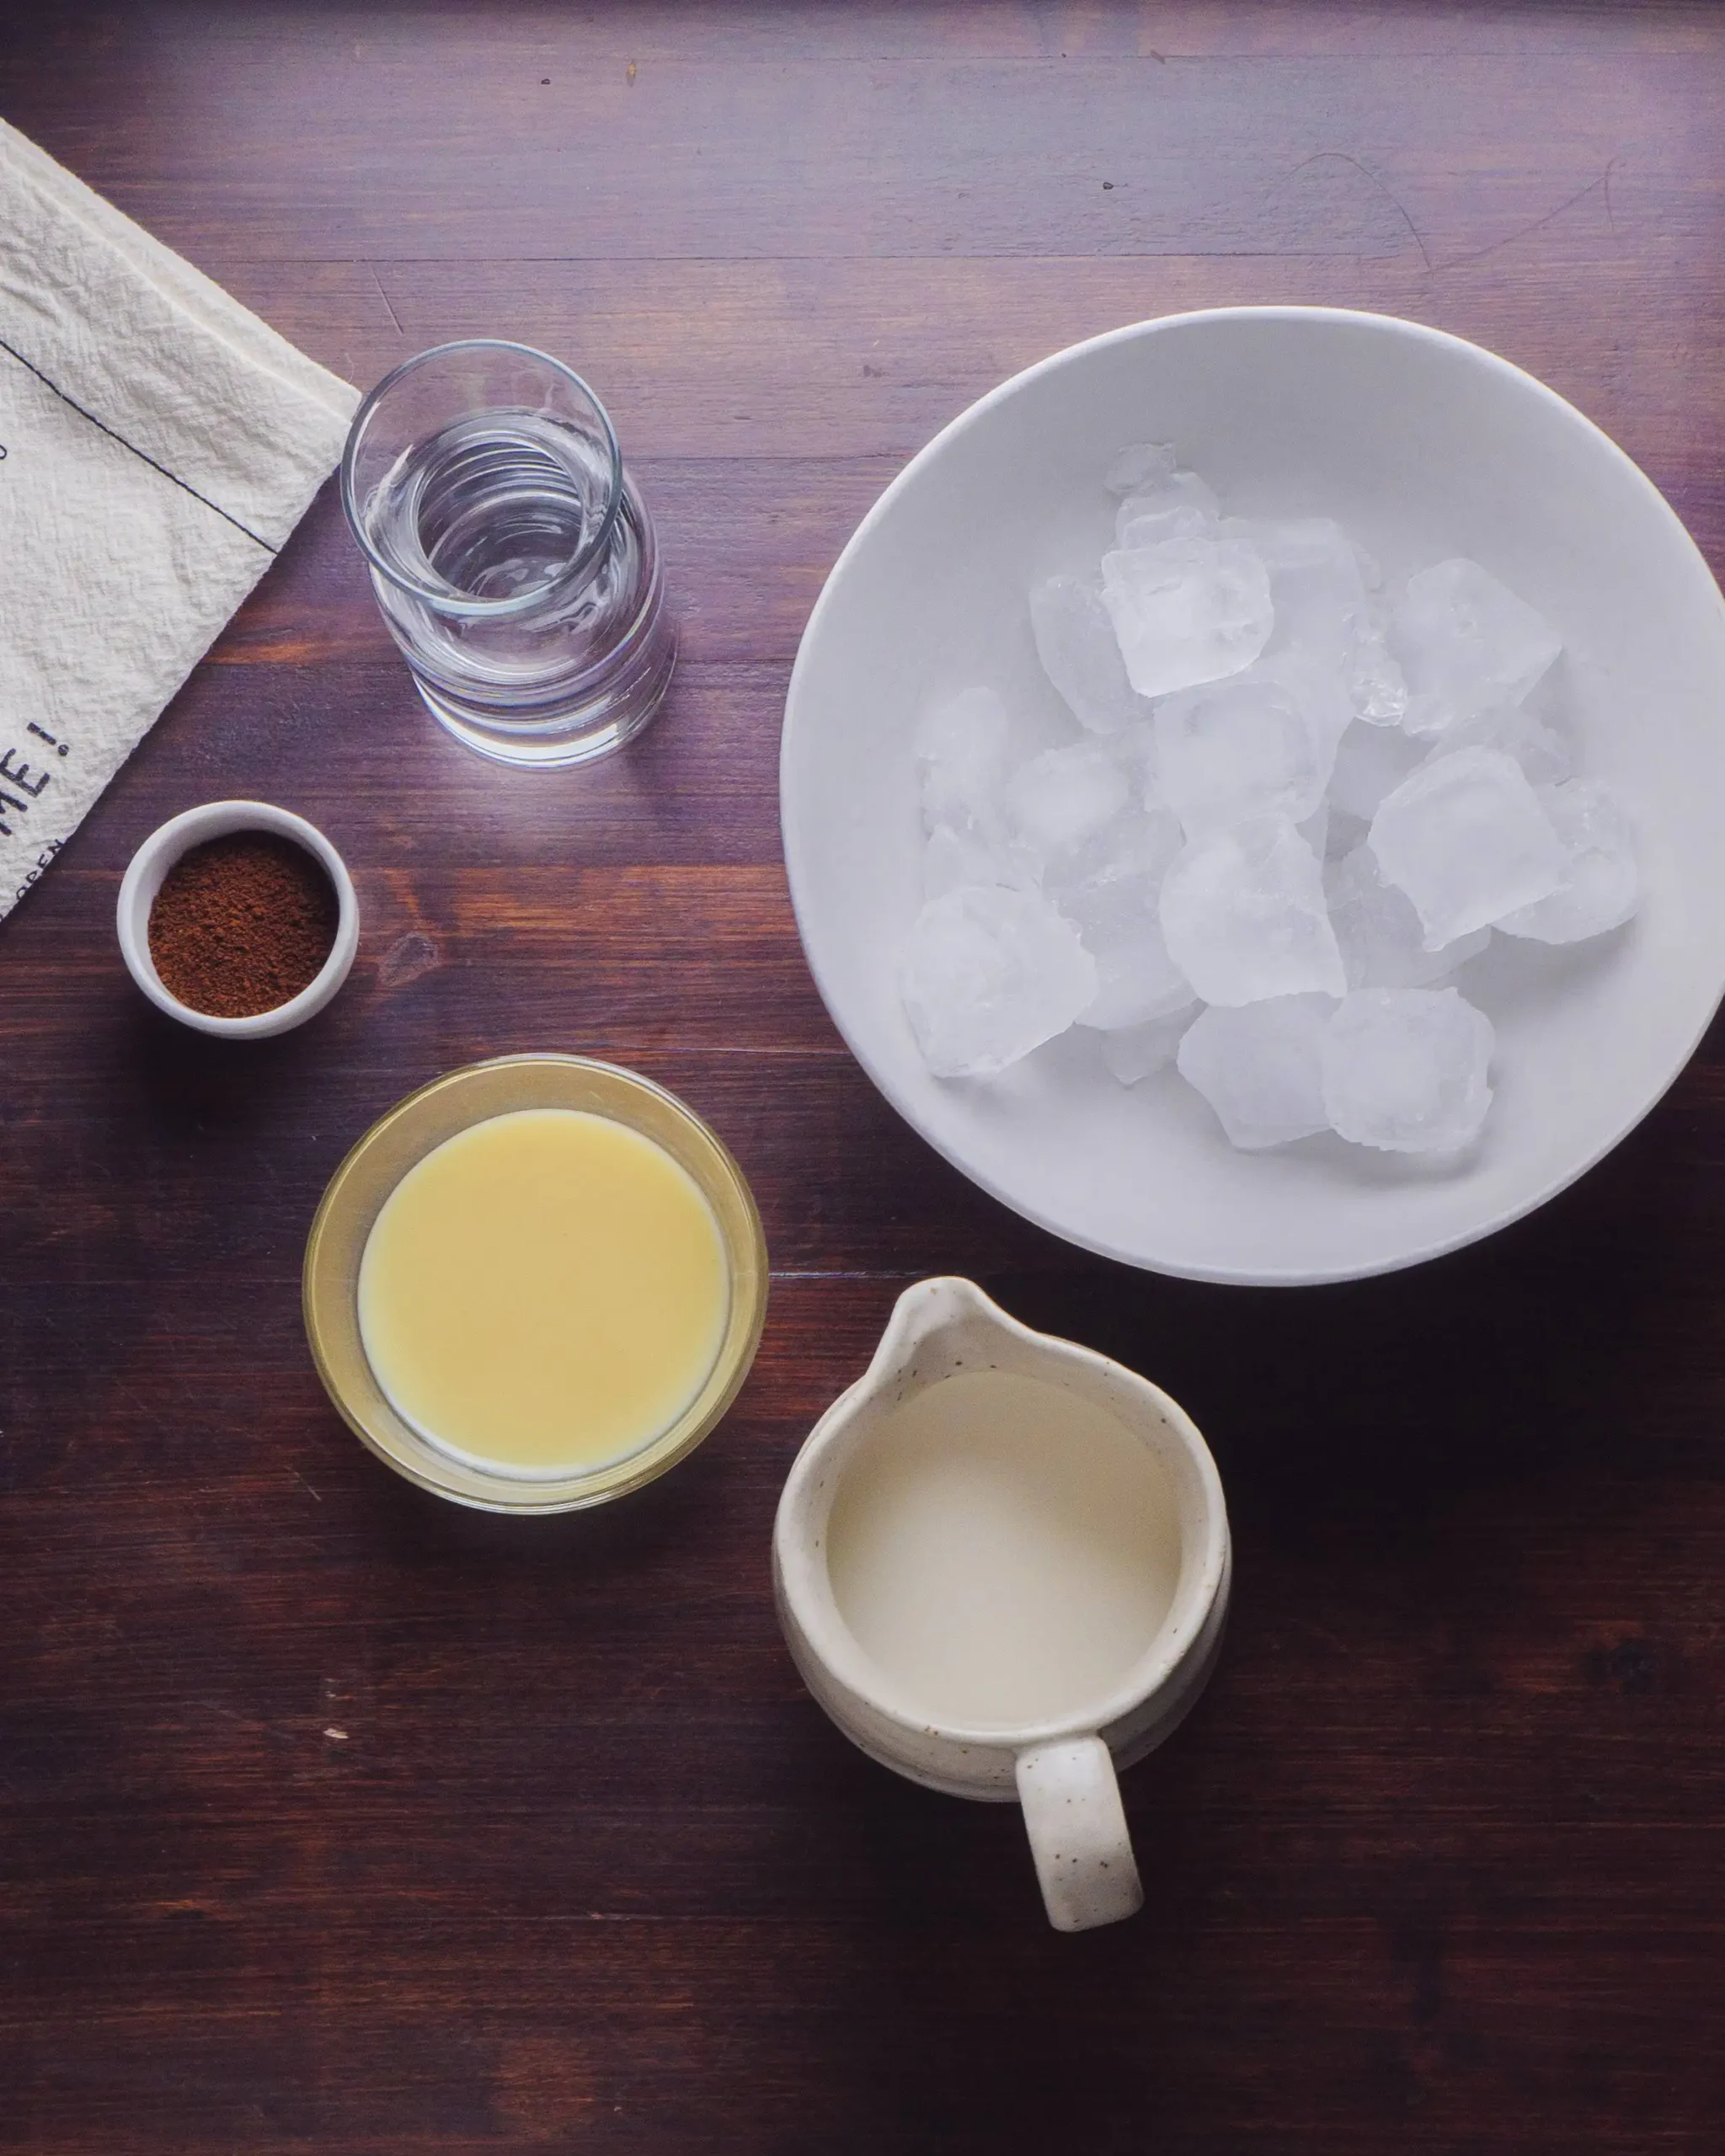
[{"x1": 304, "y1": 1055, "x2": 767, "y2": 1513}]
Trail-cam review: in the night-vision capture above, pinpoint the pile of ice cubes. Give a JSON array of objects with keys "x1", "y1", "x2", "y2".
[{"x1": 899, "y1": 445, "x2": 1638, "y2": 1156}]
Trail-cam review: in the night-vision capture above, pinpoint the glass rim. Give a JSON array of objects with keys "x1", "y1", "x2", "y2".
[{"x1": 339, "y1": 339, "x2": 626, "y2": 619}]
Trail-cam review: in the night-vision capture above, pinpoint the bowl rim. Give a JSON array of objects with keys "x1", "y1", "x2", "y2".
[
  {"x1": 780, "y1": 304, "x2": 1725, "y2": 1285},
  {"x1": 302, "y1": 1053, "x2": 771, "y2": 1513}
]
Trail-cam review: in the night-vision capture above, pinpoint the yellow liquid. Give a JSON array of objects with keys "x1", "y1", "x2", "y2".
[{"x1": 358, "y1": 1108, "x2": 729, "y2": 1478}]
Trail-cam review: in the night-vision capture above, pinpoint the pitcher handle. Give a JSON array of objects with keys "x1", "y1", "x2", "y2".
[{"x1": 1015, "y1": 1735, "x2": 1144, "y2": 1932}]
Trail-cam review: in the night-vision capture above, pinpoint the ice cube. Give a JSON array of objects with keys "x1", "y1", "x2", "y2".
[
  {"x1": 1224, "y1": 517, "x2": 1367, "y2": 663},
  {"x1": 1029, "y1": 575, "x2": 1146, "y2": 735},
  {"x1": 1263, "y1": 643, "x2": 1356, "y2": 760},
  {"x1": 1105, "y1": 713, "x2": 1162, "y2": 795},
  {"x1": 1348, "y1": 627, "x2": 1411, "y2": 727},
  {"x1": 1101, "y1": 1003, "x2": 1200, "y2": 1086},
  {"x1": 916, "y1": 686, "x2": 1011, "y2": 833},
  {"x1": 1389, "y1": 559, "x2": 1562, "y2": 735},
  {"x1": 1324, "y1": 844, "x2": 1490, "y2": 990},
  {"x1": 1155, "y1": 664, "x2": 1331, "y2": 834},
  {"x1": 1176, "y1": 995, "x2": 1337, "y2": 1150},
  {"x1": 1320, "y1": 987, "x2": 1495, "y2": 1153},
  {"x1": 1495, "y1": 779, "x2": 1638, "y2": 942},
  {"x1": 1420, "y1": 701, "x2": 1571, "y2": 787},
  {"x1": 1117, "y1": 503, "x2": 1216, "y2": 550},
  {"x1": 1043, "y1": 803, "x2": 1184, "y2": 902},
  {"x1": 1116, "y1": 468, "x2": 1221, "y2": 547},
  {"x1": 1005, "y1": 740, "x2": 1132, "y2": 863},
  {"x1": 923, "y1": 823, "x2": 1039, "y2": 900},
  {"x1": 900, "y1": 885, "x2": 1097, "y2": 1078},
  {"x1": 1158, "y1": 816, "x2": 1347, "y2": 1006},
  {"x1": 1101, "y1": 536, "x2": 1275, "y2": 698},
  {"x1": 1060, "y1": 865, "x2": 1194, "y2": 1029},
  {"x1": 1226, "y1": 518, "x2": 1409, "y2": 724},
  {"x1": 1328, "y1": 718, "x2": 1426, "y2": 821},
  {"x1": 1368, "y1": 746, "x2": 1567, "y2": 947},
  {"x1": 1104, "y1": 442, "x2": 1177, "y2": 497}
]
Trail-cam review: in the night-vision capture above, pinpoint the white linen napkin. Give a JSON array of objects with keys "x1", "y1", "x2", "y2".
[{"x1": 0, "y1": 117, "x2": 357, "y2": 920}]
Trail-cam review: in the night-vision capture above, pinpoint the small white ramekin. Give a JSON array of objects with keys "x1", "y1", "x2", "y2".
[{"x1": 116, "y1": 800, "x2": 360, "y2": 1038}]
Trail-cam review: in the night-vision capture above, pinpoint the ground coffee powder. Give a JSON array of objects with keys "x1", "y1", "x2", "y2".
[{"x1": 148, "y1": 831, "x2": 339, "y2": 1017}]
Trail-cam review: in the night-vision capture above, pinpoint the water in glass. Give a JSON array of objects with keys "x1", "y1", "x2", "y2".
[{"x1": 344, "y1": 344, "x2": 675, "y2": 767}]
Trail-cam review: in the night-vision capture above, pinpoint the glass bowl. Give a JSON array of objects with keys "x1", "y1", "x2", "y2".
[{"x1": 303, "y1": 1054, "x2": 768, "y2": 1513}]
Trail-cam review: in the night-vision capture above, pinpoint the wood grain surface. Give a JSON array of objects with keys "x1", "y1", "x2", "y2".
[{"x1": 3, "y1": 5, "x2": 1722, "y2": 2151}]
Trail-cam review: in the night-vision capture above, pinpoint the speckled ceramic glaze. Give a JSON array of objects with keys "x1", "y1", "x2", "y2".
[{"x1": 773, "y1": 1276, "x2": 1231, "y2": 1930}]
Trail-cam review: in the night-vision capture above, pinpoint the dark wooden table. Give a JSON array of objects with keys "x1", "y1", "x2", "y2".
[{"x1": 3, "y1": 5, "x2": 1722, "y2": 2150}]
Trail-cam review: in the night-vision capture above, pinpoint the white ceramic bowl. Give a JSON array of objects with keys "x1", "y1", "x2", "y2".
[
  {"x1": 117, "y1": 799, "x2": 359, "y2": 1038},
  {"x1": 781, "y1": 307, "x2": 1725, "y2": 1285}
]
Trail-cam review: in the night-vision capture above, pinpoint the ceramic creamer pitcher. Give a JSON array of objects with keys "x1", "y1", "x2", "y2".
[{"x1": 773, "y1": 1277, "x2": 1231, "y2": 1932}]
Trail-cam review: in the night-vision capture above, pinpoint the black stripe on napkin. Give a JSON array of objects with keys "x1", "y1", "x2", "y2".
[{"x1": 0, "y1": 334, "x2": 278, "y2": 553}]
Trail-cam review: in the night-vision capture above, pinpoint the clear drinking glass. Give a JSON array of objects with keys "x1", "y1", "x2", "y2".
[{"x1": 340, "y1": 341, "x2": 676, "y2": 766}]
